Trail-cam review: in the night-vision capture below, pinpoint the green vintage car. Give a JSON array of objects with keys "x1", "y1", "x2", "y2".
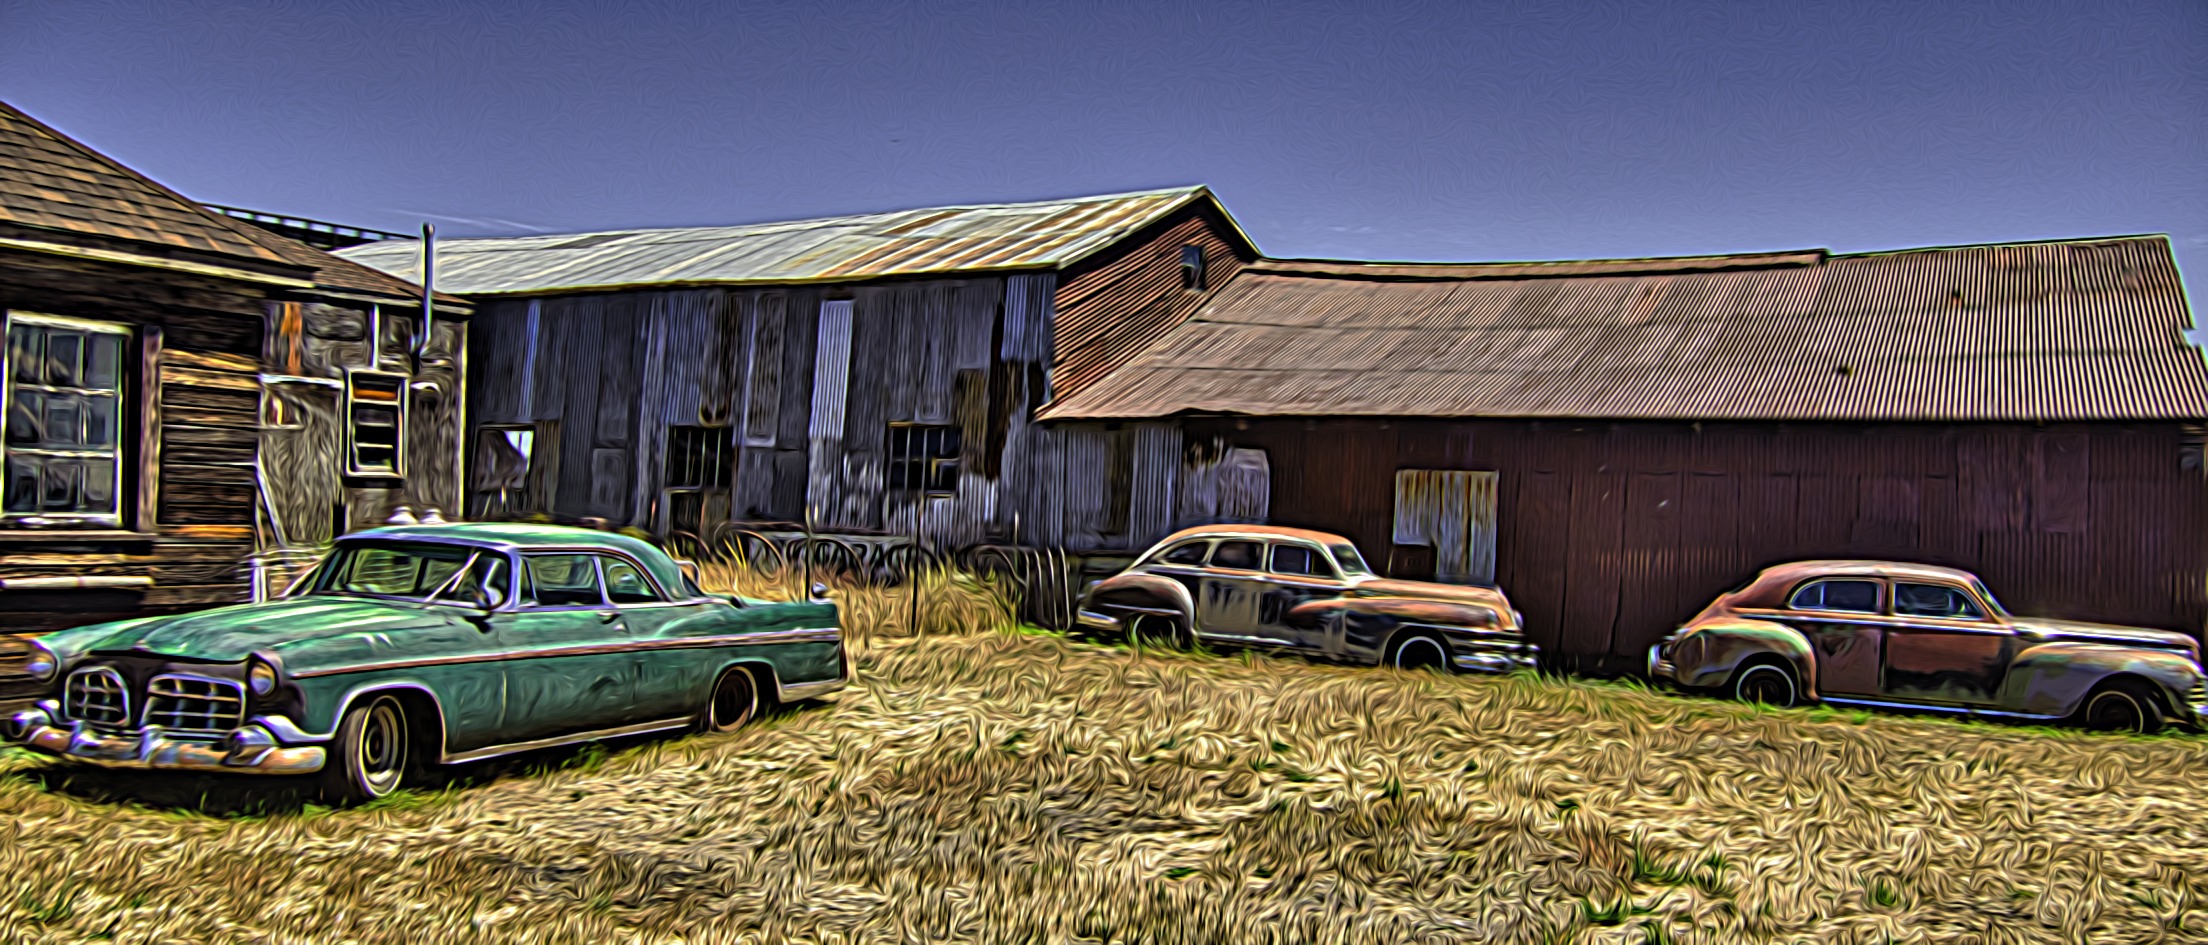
[{"x1": 2, "y1": 523, "x2": 846, "y2": 802}]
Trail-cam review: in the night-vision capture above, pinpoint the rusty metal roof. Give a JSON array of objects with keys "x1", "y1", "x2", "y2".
[
  {"x1": 1041, "y1": 235, "x2": 2208, "y2": 423},
  {"x1": 333, "y1": 187, "x2": 1227, "y2": 296}
]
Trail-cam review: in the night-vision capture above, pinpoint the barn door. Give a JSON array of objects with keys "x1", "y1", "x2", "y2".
[{"x1": 1393, "y1": 469, "x2": 1499, "y2": 586}]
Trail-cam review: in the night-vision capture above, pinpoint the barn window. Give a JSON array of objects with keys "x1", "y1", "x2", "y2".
[
  {"x1": 344, "y1": 370, "x2": 407, "y2": 477},
  {"x1": 2, "y1": 312, "x2": 129, "y2": 525},
  {"x1": 665, "y1": 425, "x2": 733, "y2": 489},
  {"x1": 474, "y1": 425, "x2": 538, "y2": 516},
  {"x1": 1391, "y1": 469, "x2": 1499, "y2": 585},
  {"x1": 887, "y1": 423, "x2": 960, "y2": 494},
  {"x1": 1180, "y1": 245, "x2": 1206, "y2": 291}
]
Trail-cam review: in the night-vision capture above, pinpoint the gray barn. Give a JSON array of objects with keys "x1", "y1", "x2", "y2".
[{"x1": 337, "y1": 188, "x2": 1257, "y2": 550}]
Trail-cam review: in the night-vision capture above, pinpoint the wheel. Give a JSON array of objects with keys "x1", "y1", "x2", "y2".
[
  {"x1": 320, "y1": 694, "x2": 413, "y2": 804},
  {"x1": 704, "y1": 667, "x2": 759, "y2": 733},
  {"x1": 1387, "y1": 634, "x2": 1453, "y2": 674},
  {"x1": 2077, "y1": 680, "x2": 2164, "y2": 734},
  {"x1": 1731, "y1": 662, "x2": 1800, "y2": 708},
  {"x1": 1130, "y1": 614, "x2": 1192, "y2": 650}
]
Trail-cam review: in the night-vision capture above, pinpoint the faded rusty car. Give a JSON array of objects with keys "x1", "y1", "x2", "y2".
[
  {"x1": 1075, "y1": 525, "x2": 1537, "y2": 674},
  {"x1": 1648, "y1": 560, "x2": 2208, "y2": 733},
  {"x1": 3, "y1": 523, "x2": 847, "y2": 802}
]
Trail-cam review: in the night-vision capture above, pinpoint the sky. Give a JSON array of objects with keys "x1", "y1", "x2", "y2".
[{"x1": 2, "y1": 0, "x2": 2204, "y2": 313}]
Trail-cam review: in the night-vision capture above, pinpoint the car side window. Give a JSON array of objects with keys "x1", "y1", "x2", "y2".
[
  {"x1": 1789, "y1": 579, "x2": 1880, "y2": 614},
  {"x1": 1210, "y1": 540, "x2": 1262, "y2": 571},
  {"x1": 431, "y1": 554, "x2": 510, "y2": 605},
  {"x1": 1268, "y1": 543, "x2": 1332, "y2": 578},
  {"x1": 1894, "y1": 582, "x2": 1985, "y2": 620},
  {"x1": 1158, "y1": 541, "x2": 1210, "y2": 566},
  {"x1": 602, "y1": 556, "x2": 663, "y2": 604},
  {"x1": 520, "y1": 554, "x2": 605, "y2": 608}
]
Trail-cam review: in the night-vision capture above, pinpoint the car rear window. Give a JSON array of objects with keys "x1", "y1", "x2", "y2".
[
  {"x1": 1157, "y1": 541, "x2": 1210, "y2": 566},
  {"x1": 1210, "y1": 540, "x2": 1261, "y2": 570},
  {"x1": 1894, "y1": 583, "x2": 1984, "y2": 620},
  {"x1": 1269, "y1": 543, "x2": 1331, "y2": 577},
  {"x1": 1790, "y1": 579, "x2": 1880, "y2": 613}
]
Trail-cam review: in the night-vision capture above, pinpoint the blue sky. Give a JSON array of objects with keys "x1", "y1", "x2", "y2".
[{"x1": 3, "y1": 0, "x2": 2203, "y2": 313}]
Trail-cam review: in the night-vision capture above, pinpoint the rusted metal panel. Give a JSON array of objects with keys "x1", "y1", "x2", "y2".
[
  {"x1": 1049, "y1": 205, "x2": 1255, "y2": 400},
  {"x1": 1390, "y1": 469, "x2": 1499, "y2": 586},
  {"x1": 804, "y1": 300, "x2": 854, "y2": 529},
  {"x1": 1042, "y1": 235, "x2": 2208, "y2": 423},
  {"x1": 335, "y1": 188, "x2": 1227, "y2": 296}
]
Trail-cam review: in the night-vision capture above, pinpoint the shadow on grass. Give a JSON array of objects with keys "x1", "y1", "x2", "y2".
[{"x1": 3, "y1": 698, "x2": 835, "y2": 819}]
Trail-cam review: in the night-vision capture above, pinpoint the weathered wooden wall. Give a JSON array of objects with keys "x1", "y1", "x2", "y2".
[
  {"x1": 0, "y1": 250, "x2": 270, "y2": 629},
  {"x1": 1165, "y1": 417, "x2": 2208, "y2": 676}
]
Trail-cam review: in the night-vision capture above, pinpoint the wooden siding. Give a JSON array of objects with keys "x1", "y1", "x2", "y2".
[
  {"x1": 0, "y1": 250, "x2": 268, "y2": 629},
  {"x1": 1051, "y1": 203, "x2": 1254, "y2": 402},
  {"x1": 1162, "y1": 417, "x2": 2208, "y2": 676}
]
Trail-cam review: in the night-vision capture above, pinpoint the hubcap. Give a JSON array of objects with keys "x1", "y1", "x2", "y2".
[
  {"x1": 1396, "y1": 638, "x2": 1447, "y2": 672},
  {"x1": 2086, "y1": 691, "x2": 2142, "y2": 732},
  {"x1": 1739, "y1": 668, "x2": 1793, "y2": 706},
  {"x1": 360, "y1": 700, "x2": 405, "y2": 793}
]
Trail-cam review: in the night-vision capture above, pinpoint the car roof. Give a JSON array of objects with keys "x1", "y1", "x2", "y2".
[
  {"x1": 1154, "y1": 524, "x2": 1352, "y2": 546},
  {"x1": 343, "y1": 523, "x2": 686, "y2": 587},
  {"x1": 1758, "y1": 559, "x2": 1981, "y2": 585}
]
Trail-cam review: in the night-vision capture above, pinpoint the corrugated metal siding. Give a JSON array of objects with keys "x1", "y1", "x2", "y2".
[
  {"x1": 1043, "y1": 236, "x2": 2208, "y2": 423},
  {"x1": 1170, "y1": 417, "x2": 2208, "y2": 675},
  {"x1": 334, "y1": 188, "x2": 1217, "y2": 296}
]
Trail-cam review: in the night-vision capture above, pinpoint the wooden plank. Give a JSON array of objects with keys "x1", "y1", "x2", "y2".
[{"x1": 137, "y1": 325, "x2": 163, "y2": 531}]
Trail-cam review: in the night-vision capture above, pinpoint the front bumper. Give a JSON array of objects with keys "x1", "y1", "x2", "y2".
[
  {"x1": 1454, "y1": 643, "x2": 1540, "y2": 675},
  {"x1": 3, "y1": 703, "x2": 325, "y2": 775},
  {"x1": 1075, "y1": 609, "x2": 1122, "y2": 635}
]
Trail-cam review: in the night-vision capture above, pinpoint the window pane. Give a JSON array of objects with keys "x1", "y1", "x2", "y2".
[
  {"x1": 1160, "y1": 541, "x2": 1209, "y2": 565},
  {"x1": 44, "y1": 331, "x2": 80, "y2": 387},
  {"x1": 524, "y1": 554, "x2": 603, "y2": 606},
  {"x1": 4, "y1": 457, "x2": 37, "y2": 512},
  {"x1": 43, "y1": 395, "x2": 82, "y2": 447},
  {"x1": 1269, "y1": 544, "x2": 1326, "y2": 576},
  {"x1": 9, "y1": 326, "x2": 41, "y2": 385},
  {"x1": 39, "y1": 459, "x2": 79, "y2": 511},
  {"x1": 84, "y1": 334, "x2": 120, "y2": 389},
  {"x1": 603, "y1": 558, "x2": 661, "y2": 603},
  {"x1": 80, "y1": 457, "x2": 114, "y2": 510},
  {"x1": 83, "y1": 396, "x2": 116, "y2": 448},
  {"x1": 1211, "y1": 540, "x2": 1261, "y2": 570},
  {"x1": 1329, "y1": 544, "x2": 1371, "y2": 575},
  {"x1": 1796, "y1": 579, "x2": 1878, "y2": 613},
  {"x1": 7, "y1": 390, "x2": 42, "y2": 445},
  {"x1": 1895, "y1": 583, "x2": 1982, "y2": 619}
]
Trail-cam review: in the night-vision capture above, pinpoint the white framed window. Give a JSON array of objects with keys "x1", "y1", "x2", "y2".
[
  {"x1": 345, "y1": 369, "x2": 408, "y2": 478},
  {"x1": 2, "y1": 312, "x2": 131, "y2": 526}
]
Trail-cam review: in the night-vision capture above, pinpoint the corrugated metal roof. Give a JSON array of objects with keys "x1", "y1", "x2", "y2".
[
  {"x1": 333, "y1": 187, "x2": 1221, "y2": 296},
  {"x1": 1041, "y1": 235, "x2": 2208, "y2": 423}
]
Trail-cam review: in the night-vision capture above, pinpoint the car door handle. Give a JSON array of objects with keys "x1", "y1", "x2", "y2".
[{"x1": 598, "y1": 611, "x2": 621, "y2": 624}]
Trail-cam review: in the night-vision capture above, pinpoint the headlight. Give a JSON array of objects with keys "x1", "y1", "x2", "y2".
[
  {"x1": 247, "y1": 658, "x2": 278, "y2": 696},
  {"x1": 24, "y1": 643, "x2": 58, "y2": 682}
]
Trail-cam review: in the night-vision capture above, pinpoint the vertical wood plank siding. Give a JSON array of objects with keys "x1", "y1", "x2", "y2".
[{"x1": 1166, "y1": 417, "x2": 2208, "y2": 675}]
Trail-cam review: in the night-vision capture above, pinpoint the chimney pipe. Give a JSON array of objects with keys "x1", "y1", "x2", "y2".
[{"x1": 417, "y1": 222, "x2": 436, "y2": 367}]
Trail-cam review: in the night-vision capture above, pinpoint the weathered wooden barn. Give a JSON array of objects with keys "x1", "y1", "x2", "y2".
[
  {"x1": 335, "y1": 187, "x2": 1258, "y2": 549},
  {"x1": 0, "y1": 100, "x2": 469, "y2": 631},
  {"x1": 1039, "y1": 241, "x2": 2208, "y2": 673}
]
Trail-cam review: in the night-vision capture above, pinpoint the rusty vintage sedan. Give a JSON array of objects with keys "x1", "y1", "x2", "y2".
[
  {"x1": 1074, "y1": 525, "x2": 1538, "y2": 674},
  {"x1": 1648, "y1": 560, "x2": 2208, "y2": 733}
]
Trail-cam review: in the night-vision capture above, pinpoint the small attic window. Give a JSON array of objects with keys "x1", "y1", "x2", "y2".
[{"x1": 1180, "y1": 245, "x2": 1206, "y2": 291}]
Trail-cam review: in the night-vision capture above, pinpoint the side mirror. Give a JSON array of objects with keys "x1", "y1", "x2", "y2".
[{"x1": 472, "y1": 582, "x2": 507, "y2": 613}]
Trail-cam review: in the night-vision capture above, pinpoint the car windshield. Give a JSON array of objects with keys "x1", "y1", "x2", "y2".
[
  {"x1": 1970, "y1": 579, "x2": 2010, "y2": 617},
  {"x1": 1328, "y1": 543, "x2": 1372, "y2": 576},
  {"x1": 310, "y1": 542, "x2": 501, "y2": 604}
]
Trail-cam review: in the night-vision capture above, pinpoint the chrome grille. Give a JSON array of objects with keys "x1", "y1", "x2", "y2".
[
  {"x1": 144, "y1": 674, "x2": 245, "y2": 734},
  {"x1": 64, "y1": 669, "x2": 130, "y2": 728},
  {"x1": 2191, "y1": 678, "x2": 2207, "y2": 709}
]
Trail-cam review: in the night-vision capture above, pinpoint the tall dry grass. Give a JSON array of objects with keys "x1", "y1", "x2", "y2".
[{"x1": 2, "y1": 564, "x2": 2206, "y2": 943}]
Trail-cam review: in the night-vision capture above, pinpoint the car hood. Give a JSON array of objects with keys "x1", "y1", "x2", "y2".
[
  {"x1": 1348, "y1": 577, "x2": 1511, "y2": 608},
  {"x1": 64, "y1": 596, "x2": 455, "y2": 663},
  {"x1": 2012, "y1": 617, "x2": 2201, "y2": 658}
]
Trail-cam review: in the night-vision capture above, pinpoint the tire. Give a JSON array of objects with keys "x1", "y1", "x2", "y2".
[
  {"x1": 319, "y1": 694, "x2": 413, "y2": 804},
  {"x1": 704, "y1": 667, "x2": 759, "y2": 733},
  {"x1": 1130, "y1": 614, "x2": 1192, "y2": 650},
  {"x1": 1387, "y1": 634, "x2": 1453, "y2": 674},
  {"x1": 1731, "y1": 661, "x2": 1801, "y2": 708},
  {"x1": 2077, "y1": 680, "x2": 2164, "y2": 735}
]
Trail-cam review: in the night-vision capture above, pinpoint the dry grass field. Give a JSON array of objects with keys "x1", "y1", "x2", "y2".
[{"x1": 4, "y1": 569, "x2": 2208, "y2": 944}]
